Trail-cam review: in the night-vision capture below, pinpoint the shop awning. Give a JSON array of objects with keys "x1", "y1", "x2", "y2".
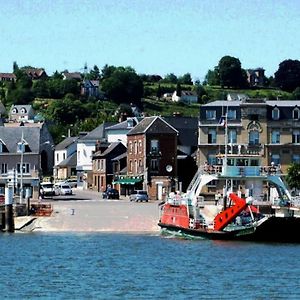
[{"x1": 112, "y1": 178, "x2": 142, "y2": 185}]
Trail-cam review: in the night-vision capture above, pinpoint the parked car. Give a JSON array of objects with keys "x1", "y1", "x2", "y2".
[
  {"x1": 129, "y1": 190, "x2": 149, "y2": 202},
  {"x1": 54, "y1": 183, "x2": 73, "y2": 196},
  {"x1": 65, "y1": 179, "x2": 77, "y2": 188},
  {"x1": 102, "y1": 188, "x2": 119, "y2": 199},
  {"x1": 40, "y1": 182, "x2": 55, "y2": 198}
]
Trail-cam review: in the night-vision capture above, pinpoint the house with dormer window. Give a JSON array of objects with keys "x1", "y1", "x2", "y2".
[
  {"x1": 0, "y1": 123, "x2": 54, "y2": 199},
  {"x1": 198, "y1": 98, "x2": 300, "y2": 177},
  {"x1": 9, "y1": 105, "x2": 35, "y2": 123}
]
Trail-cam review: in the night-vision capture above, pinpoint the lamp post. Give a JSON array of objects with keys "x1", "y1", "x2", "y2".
[{"x1": 17, "y1": 131, "x2": 25, "y2": 204}]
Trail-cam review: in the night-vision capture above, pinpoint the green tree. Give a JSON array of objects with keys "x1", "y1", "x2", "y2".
[
  {"x1": 193, "y1": 83, "x2": 206, "y2": 103},
  {"x1": 293, "y1": 87, "x2": 300, "y2": 100},
  {"x1": 286, "y1": 163, "x2": 300, "y2": 190},
  {"x1": 89, "y1": 65, "x2": 100, "y2": 80},
  {"x1": 179, "y1": 73, "x2": 193, "y2": 85},
  {"x1": 275, "y1": 59, "x2": 300, "y2": 92},
  {"x1": 176, "y1": 82, "x2": 182, "y2": 97},
  {"x1": 162, "y1": 73, "x2": 178, "y2": 84},
  {"x1": 101, "y1": 64, "x2": 117, "y2": 80},
  {"x1": 32, "y1": 80, "x2": 50, "y2": 98},
  {"x1": 156, "y1": 84, "x2": 163, "y2": 98},
  {"x1": 51, "y1": 71, "x2": 63, "y2": 80},
  {"x1": 101, "y1": 67, "x2": 144, "y2": 104},
  {"x1": 204, "y1": 68, "x2": 220, "y2": 86},
  {"x1": 218, "y1": 56, "x2": 248, "y2": 88}
]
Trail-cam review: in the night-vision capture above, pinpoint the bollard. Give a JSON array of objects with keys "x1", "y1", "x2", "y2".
[{"x1": 5, "y1": 185, "x2": 14, "y2": 233}]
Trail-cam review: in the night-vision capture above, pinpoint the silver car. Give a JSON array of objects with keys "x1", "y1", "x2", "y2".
[{"x1": 129, "y1": 190, "x2": 149, "y2": 202}]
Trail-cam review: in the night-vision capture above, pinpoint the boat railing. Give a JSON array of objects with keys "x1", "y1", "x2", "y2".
[{"x1": 202, "y1": 164, "x2": 281, "y2": 177}]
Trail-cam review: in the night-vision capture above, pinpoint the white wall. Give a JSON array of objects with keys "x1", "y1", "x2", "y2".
[{"x1": 76, "y1": 141, "x2": 95, "y2": 171}]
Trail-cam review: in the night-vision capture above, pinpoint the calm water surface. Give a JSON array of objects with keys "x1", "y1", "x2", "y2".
[{"x1": 0, "y1": 233, "x2": 299, "y2": 299}]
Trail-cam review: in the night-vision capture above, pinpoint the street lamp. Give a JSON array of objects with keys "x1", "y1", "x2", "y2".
[{"x1": 17, "y1": 131, "x2": 25, "y2": 204}]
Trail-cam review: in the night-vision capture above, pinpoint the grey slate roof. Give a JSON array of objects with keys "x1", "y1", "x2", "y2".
[
  {"x1": 93, "y1": 142, "x2": 126, "y2": 158},
  {"x1": 55, "y1": 137, "x2": 78, "y2": 150},
  {"x1": 57, "y1": 152, "x2": 77, "y2": 167},
  {"x1": 204, "y1": 100, "x2": 300, "y2": 107},
  {"x1": 0, "y1": 127, "x2": 41, "y2": 152},
  {"x1": 79, "y1": 122, "x2": 116, "y2": 142},
  {"x1": 163, "y1": 117, "x2": 198, "y2": 147},
  {"x1": 127, "y1": 116, "x2": 178, "y2": 136}
]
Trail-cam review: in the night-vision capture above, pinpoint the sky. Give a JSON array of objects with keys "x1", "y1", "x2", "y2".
[{"x1": 0, "y1": 0, "x2": 299, "y2": 81}]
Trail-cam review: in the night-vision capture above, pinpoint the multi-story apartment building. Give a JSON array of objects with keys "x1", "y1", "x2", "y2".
[
  {"x1": 124, "y1": 116, "x2": 178, "y2": 200},
  {"x1": 198, "y1": 98, "x2": 300, "y2": 175}
]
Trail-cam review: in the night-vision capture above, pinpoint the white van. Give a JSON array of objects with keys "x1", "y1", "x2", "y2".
[{"x1": 40, "y1": 182, "x2": 55, "y2": 198}]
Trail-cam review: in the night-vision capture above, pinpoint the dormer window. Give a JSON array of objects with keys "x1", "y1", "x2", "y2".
[
  {"x1": 227, "y1": 109, "x2": 236, "y2": 120},
  {"x1": 0, "y1": 139, "x2": 8, "y2": 153},
  {"x1": 20, "y1": 107, "x2": 27, "y2": 114},
  {"x1": 12, "y1": 107, "x2": 18, "y2": 114},
  {"x1": 293, "y1": 107, "x2": 300, "y2": 120},
  {"x1": 272, "y1": 107, "x2": 280, "y2": 120},
  {"x1": 206, "y1": 110, "x2": 216, "y2": 120}
]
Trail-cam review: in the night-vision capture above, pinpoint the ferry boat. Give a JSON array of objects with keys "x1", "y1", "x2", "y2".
[{"x1": 158, "y1": 152, "x2": 300, "y2": 242}]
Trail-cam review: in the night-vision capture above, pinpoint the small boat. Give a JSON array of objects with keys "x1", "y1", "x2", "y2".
[{"x1": 158, "y1": 152, "x2": 300, "y2": 242}]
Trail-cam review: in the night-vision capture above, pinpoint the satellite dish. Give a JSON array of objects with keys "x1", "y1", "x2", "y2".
[{"x1": 166, "y1": 165, "x2": 173, "y2": 172}]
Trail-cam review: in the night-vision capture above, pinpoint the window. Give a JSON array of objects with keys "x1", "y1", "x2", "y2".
[
  {"x1": 228, "y1": 129, "x2": 237, "y2": 143},
  {"x1": 271, "y1": 154, "x2": 280, "y2": 165},
  {"x1": 1, "y1": 163, "x2": 7, "y2": 174},
  {"x1": 206, "y1": 110, "x2": 216, "y2": 120},
  {"x1": 208, "y1": 129, "x2": 217, "y2": 144},
  {"x1": 77, "y1": 151, "x2": 80, "y2": 162},
  {"x1": 271, "y1": 130, "x2": 280, "y2": 144},
  {"x1": 150, "y1": 159, "x2": 159, "y2": 171},
  {"x1": 292, "y1": 154, "x2": 300, "y2": 163},
  {"x1": 208, "y1": 154, "x2": 217, "y2": 165},
  {"x1": 227, "y1": 109, "x2": 236, "y2": 120},
  {"x1": 134, "y1": 141, "x2": 138, "y2": 154},
  {"x1": 292, "y1": 130, "x2": 300, "y2": 144},
  {"x1": 12, "y1": 107, "x2": 18, "y2": 113},
  {"x1": 134, "y1": 160, "x2": 138, "y2": 173},
  {"x1": 20, "y1": 107, "x2": 27, "y2": 113},
  {"x1": 293, "y1": 108, "x2": 300, "y2": 120},
  {"x1": 272, "y1": 107, "x2": 280, "y2": 120},
  {"x1": 129, "y1": 141, "x2": 133, "y2": 154},
  {"x1": 56, "y1": 153, "x2": 59, "y2": 162},
  {"x1": 249, "y1": 130, "x2": 259, "y2": 145},
  {"x1": 17, "y1": 163, "x2": 30, "y2": 174},
  {"x1": 150, "y1": 139, "x2": 159, "y2": 153},
  {"x1": 63, "y1": 153, "x2": 66, "y2": 160},
  {"x1": 138, "y1": 140, "x2": 142, "y2": 153},
  {"x1": 129, "y1": 160, "x2": 133, "y2": 173},
  {"x1": 100, "y1": 159, "x2": 104, "y2": 170}
]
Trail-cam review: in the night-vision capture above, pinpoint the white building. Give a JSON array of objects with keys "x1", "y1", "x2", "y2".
[
  {"x1": 171, "y1": 90, "x2": 198, "y2": 104},
  {"x1": 53, "y1": 136, "x2": 78, "y2": 179},
  {"x1": 76, "y1": 122, "x2": 116, "y2": 189},
  {"x1": 106, "y1": 117, "x2": 140, "y2": 145}
]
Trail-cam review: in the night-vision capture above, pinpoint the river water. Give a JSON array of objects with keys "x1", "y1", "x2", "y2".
[{"x1": 0, "y1": 233, "x2": 299, "y2": 299}]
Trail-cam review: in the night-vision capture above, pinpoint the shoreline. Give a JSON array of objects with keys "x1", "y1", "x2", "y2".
[{"x1": 14, "y1": 198, "x2": 161, "y2": 233}]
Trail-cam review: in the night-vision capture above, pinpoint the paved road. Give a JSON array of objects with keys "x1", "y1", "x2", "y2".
[{"x1": 32, "y1": 188, "x2": 161, "y2": 233}]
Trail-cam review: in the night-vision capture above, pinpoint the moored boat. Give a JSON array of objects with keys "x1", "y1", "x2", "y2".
[{"x1": 158, "y1": 152, "x2": 300, "y2": 242}]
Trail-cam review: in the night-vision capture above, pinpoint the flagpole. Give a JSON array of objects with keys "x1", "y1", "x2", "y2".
[{"x1": 19, "y1": 131, "x2": 24, "y2": 204}]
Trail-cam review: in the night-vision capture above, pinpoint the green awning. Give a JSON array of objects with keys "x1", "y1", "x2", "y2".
[{"x1": 112, "y1": 178, "x2": 142, "y2": 185}]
